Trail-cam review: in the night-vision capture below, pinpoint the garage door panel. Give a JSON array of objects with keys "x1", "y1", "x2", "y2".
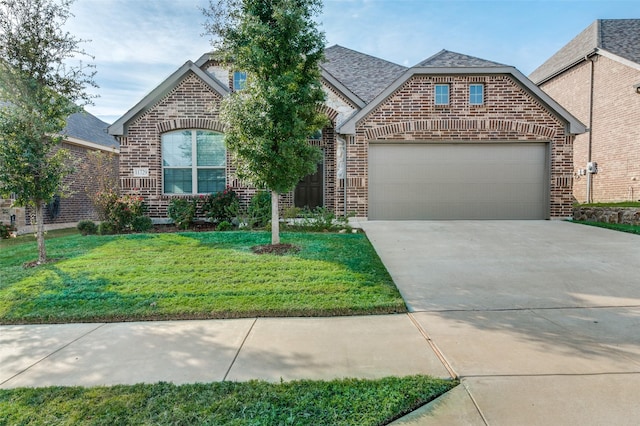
[{"x1": 369, "y1": 143, "x2": 548, "y2": 220}]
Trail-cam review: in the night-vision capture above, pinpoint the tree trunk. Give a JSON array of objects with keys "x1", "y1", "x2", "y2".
[
  {"x1": 271, "y1": 190, "x2": 280, "y2": 245},
  {"x1": 35, "y1": 200, "x2": 47, "y2": 264}
]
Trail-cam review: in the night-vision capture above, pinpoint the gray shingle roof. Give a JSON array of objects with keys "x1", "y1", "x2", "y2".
[
  {"x1": 416, "y1": 50, "x2": 507, "y2": 68},
  {"x1": 530, "y1": 19, "x2": 640, "y2": 84},
  {"x1": 600, "y1": 19, "x2": 640, "y2": 64},
  {"x1": 321, "y1": 45, "x2": 407, "y2": 103},
  {"x1": 64, "y1": 111, "x2": 119, "y2": 149}
]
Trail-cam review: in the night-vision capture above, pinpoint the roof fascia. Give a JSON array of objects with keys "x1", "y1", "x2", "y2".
[
  {"x1": 64, "y1": 136, "x2": 120, "y2": 154},
  {"x1": 597, "y1": 48, "x2": 640, "y2": 72},
  {"x1": 508, "y1": 67, "x2": 586, "y2": 134},
  {"x1": 321, "y1": 69, "x2": 366, "y2": 109},
  {"x1": 338, "y1": 66, "x2": 586, "y2": 135},
  {"x1": 108, "y1": 61, "x2": 230, "y2": 136},
  {"x1": 533, "y1": 49, "x2": 597, "y2": 85}
]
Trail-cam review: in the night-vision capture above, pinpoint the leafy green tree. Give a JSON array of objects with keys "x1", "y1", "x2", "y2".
[
  {"x1": 203, "y1": 0, "x2": 328, "y2": 244},
  {"x1": 0, "y1": 0, "x2": 96, "y2": 263}
]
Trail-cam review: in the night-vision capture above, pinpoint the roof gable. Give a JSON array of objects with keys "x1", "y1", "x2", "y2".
[
  {"x1": 108, "y1": 61, "x2": 230, "y2": 136},
  {"x1": 417, "y1": 49, "x2": 507, "y2": 68},
  {"x1": 321, "y1": 45, "x2": 407, "y2": 104},
  {"x1": 530, "y1": 19, "x2": 640, "y2": 84},
  {"x1": 339, "y1": 52, "x2": 586, "y2": 136}
]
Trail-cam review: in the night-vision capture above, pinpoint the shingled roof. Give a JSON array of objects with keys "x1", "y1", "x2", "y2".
[
  {"x1": 417, "y1": 50, "x2": 507, "y2": 68},
  {"x1": 64, "y1": 111, "x2": 119, "y2": 149},
  {"x1": 321, "y1": 45, "x2": 407, "y2": 104},
  {"x1": 530, "y1": 19, "x2": 640, "y2": 84}
]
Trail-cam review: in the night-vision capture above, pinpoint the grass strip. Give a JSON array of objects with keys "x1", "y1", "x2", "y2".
[
  {"x1": 571, "y1": 220, "x2": 640, "y2": 235},
  {"x1": 0, "y1": 376, "x2": 457, "y2": 426},
  {"x1": 574, "y1": 201, "x2": 640, "y2": 208},
  {"x1": 0, "y1": 231, "x2": 406, "y2": 324}
]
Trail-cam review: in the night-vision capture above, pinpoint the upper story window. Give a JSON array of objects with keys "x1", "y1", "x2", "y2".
[
  {"x1": 469, "y1": 84, "x2": 484, "y2": 105},
  {"x1": 233, "y1": 71, "x2": 247, "y2": 91},
  {"x1": 434, "y1": 84, "x2": 450, "y2": 105},
  {"x1": 162, "y1": 130, "x2": 226, "y2": 194}
]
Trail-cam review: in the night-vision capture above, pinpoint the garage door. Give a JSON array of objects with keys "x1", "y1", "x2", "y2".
[{"x1": 368, "y1": 143, "x2": 549, "y2": 220}]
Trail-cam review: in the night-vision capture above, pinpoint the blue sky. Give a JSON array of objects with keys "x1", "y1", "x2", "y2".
[{"x1": 65, "y1": 0, "x2": 640, "y2": 124}]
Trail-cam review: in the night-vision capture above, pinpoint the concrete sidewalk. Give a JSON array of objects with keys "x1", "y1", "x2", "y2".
[{"x1": 0, "y1": 315, "x2": 452, "y2": 388}]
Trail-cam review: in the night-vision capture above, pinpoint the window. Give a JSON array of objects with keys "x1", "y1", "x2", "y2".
[
  {"x1": 162, "y1": 130, "x2": 226, "y2": 194},
  {"x1": 233, "y1": 71, "x2": 247, "y2": 91},
  {"x1": 309, "y1": 129, "x2": 322, "y2": 140},
  {"x1": 469, "y1": 84, "x2": 484, "y2": 105},
  {"x1": 434, "y1": 84, "x2": 450, "y2": 105}
]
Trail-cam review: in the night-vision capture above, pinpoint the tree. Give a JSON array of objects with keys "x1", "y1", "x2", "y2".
[
  {"x1": 0, "y1": 0, "x2": 96, "y2": 264},
  {"x1": 203, "y1": 0, "x2": 328, "y2": 245}
]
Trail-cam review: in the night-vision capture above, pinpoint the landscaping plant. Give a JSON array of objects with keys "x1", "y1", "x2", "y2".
[
  {"x1": 76, "y1": 220, "x2": 97, "y2": 236},
  {"x1": 0, "y1": 0, "x2": 96, "y2": 264},
  {"x1": 167, "y1": 198, "x2": 198, "y2": 230},
  {"x1": 202, "y1": 186, "x2": 239, "y2": 223},
  {"x1": 204, "y1": 0, "x2": 329, "y2": 245}
]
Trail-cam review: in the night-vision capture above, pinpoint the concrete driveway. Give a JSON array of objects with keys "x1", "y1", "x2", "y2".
[{"x1": 363, "y1": 221, "x2": 640, "y2": 425}]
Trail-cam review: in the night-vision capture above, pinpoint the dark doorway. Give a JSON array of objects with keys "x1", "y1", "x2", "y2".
[{"x1": 295, "y1": 160, "x2": 324, "y2": 209}]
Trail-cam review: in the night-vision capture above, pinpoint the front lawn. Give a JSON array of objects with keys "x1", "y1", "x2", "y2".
[
  {"x1": 0, "y1": 376, "x2": 457, "y2": 425},
  {"x1": 0, "y1": 231, "x2": 406, "y2": 324}
]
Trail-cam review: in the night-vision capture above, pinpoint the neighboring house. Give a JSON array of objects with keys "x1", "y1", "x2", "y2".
[
  {"x1": 0, "y1": 111, "x2": 119, "y2": 233},
  {"x1": 109, "y1": 45, "x2": 584, "y2": 221},
  {"x1": 530, "y1": 19, "x2": 640, "y2": 203}
]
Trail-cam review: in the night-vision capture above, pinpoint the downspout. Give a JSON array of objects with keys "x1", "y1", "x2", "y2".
[
  {"x1": 343, "y1": 136, "x2": 348, "y2": 217},
  {"x1": 586, "y1": 53, "x2": 596, "y2": 203}
]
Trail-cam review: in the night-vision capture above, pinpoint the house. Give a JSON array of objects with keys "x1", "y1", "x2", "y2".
[
  {"x1": 108, "y1": 45, "x2": 585, "y2": 221},
  {"x1": 0, "y1": 111, "x2": 119, "y2": 233},
  {"x1": 530, "y1": 19, "x2": 640, "y2": 203}
]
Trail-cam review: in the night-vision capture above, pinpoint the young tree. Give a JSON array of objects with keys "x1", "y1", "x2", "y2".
[
  {"x1": 203, "y1": 0, "x2": 328, "y2": 245},
  {"x1": 0, "y1": 0, "x2": 96, "y2": 263}
]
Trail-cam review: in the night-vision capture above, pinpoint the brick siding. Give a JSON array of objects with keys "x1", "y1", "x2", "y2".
[
  {"x1": 117, "y1": 70, "x2": 339, "y2": 218},
  {"x1": 15, "y1": 142, "x2": 118, "y2": 227},
  {"x1": 347, "y1": 74, "x2": 574, "y2": 218},
  {"x1": 540, "y1": 55, "x2": 640, "y2": 203}
]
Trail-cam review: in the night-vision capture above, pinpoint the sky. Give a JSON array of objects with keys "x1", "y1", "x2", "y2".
[{"x1": 64, "y1": 0, "x2": 640, "y2": 124}]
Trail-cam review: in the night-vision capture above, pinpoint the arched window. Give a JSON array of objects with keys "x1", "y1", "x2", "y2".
[{"x1": 161, "y1": 130, "x2": 226, "y2": 194}]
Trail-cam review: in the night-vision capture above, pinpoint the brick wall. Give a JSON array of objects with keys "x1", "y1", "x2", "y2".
[
  {"x1": 118, "y1": 70, "x2": 341, "y2": 219},
  {"x1": 20, "y1": 142, "x2": 119, "y2": 226},
  {"x1": 348, "y1": 74, "x2": 574, "y2": 218},
  {"x1": 540, "y1": 56, "x2": 640, "y2": 203}
]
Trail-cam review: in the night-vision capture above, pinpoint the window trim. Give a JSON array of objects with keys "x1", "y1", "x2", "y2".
[
  {"x1": 434, "y1": 84, "x2": 450, "y2": 106},
  {"x1": 469, "y1": 83, "x2": 484, "y2": 105},
  {"x1": 162, "y1": 129, "x2": 226, "y2": 195}
]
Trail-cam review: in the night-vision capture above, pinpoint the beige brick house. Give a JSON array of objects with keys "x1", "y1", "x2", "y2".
[
  {"x1": 109, "y1": 46, "x2": 584, "y2": 221},
  {"x1": 530, "y1": 19, "x2": 640, "y2": 203},
  {"x1": 1, "y1": 111, "x2": 119, "y2": 234}
]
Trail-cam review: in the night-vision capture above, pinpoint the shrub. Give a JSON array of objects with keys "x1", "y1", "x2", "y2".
[
  {"x1": 167, "y1": 198, "x2": 197, "y2": 230},
  {"x1": 131, "y1": 216, "x2": 153, "y2": 232},
  {"x1": 77, "y1": 220, "x2": 98, "y2": 235},
  {"x1": 202, "y1": 187, "x2": 239, "y2": 223},
  {"x1": 95, "y1": 191, "x2": 147, "y2": 233},
  {"x1": 286, "y1": 207, "x2": 353, "y2": 233},
  {"x1": 248, "y1": 191, "x2": 271, "y2": 228},
  {"x1": 98, "y1": 221, "x2": 116, "y2": 235},
  {"x1": 216, "y1": 220, "x2": 233, "y2": 231},
  {"x1": 0, "y1": 222, "x2": 16, "y2": 239}
]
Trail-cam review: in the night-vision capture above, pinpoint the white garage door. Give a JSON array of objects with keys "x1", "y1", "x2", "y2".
[{"x1": 369, "y1": 143, "x2": 549, "y2": 220}]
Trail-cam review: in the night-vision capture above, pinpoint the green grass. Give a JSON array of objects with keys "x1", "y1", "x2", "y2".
[
  {"x1": 574, "y1": 201, "x2": 640, "y2": 208},
  {"x1": 0, "y1": 231, "x2": 406, "y2": 324},
  {"x1": 0, "y1": 376, "x2": 457, "y2": 425},
  {"x1": 572, "y1": 220, "x2": 640, "y2": 235}
]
